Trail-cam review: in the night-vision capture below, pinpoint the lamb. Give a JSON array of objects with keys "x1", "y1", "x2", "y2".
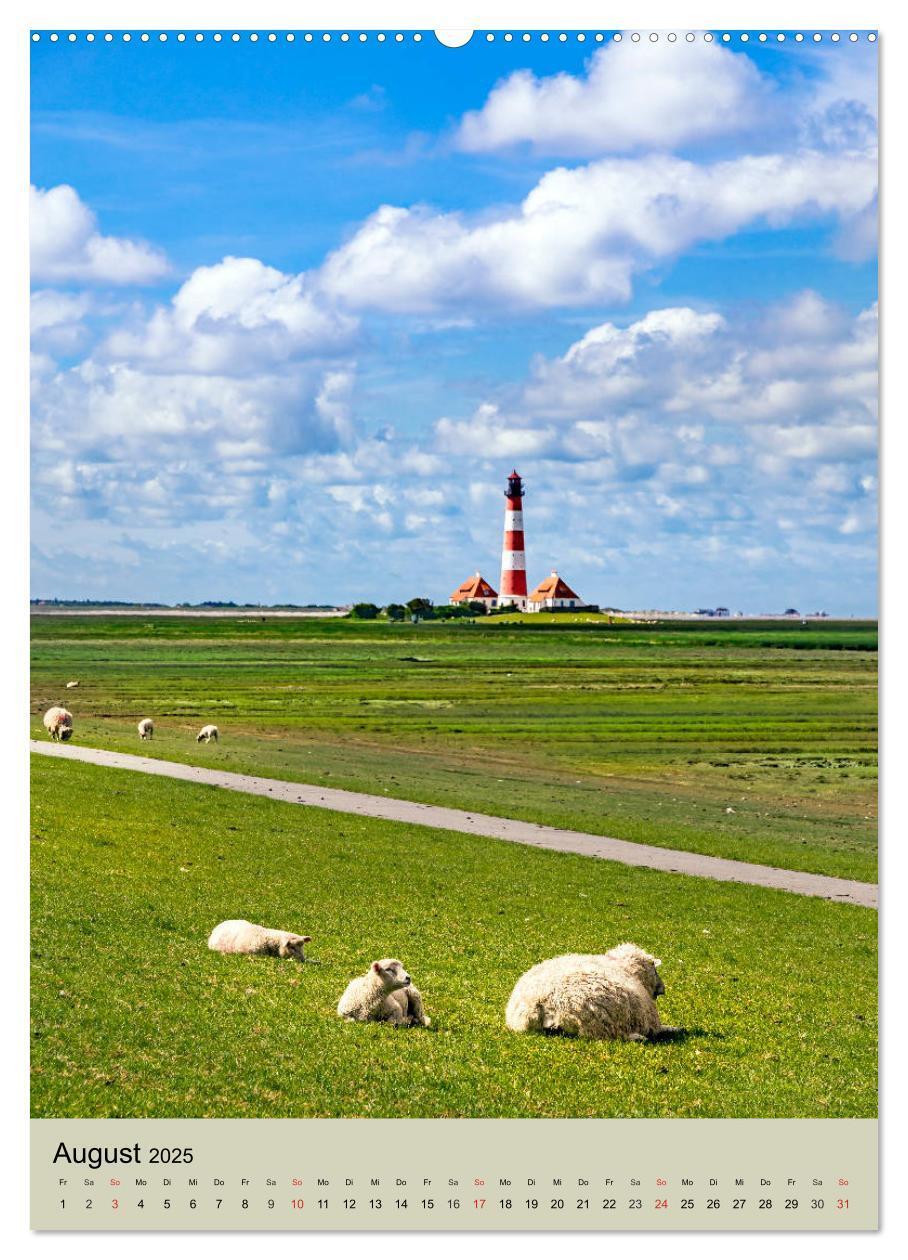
[
  {"x1": 207, "y1": 919, "x2": 312, "y2": 961},
  {"x1": 337, "y1": 959, "x2": 431, "y2": 1027},
  {"x1": 505, "y1": 943, "x2": 678, "y2": 1042},
  {"x1": 137, "y1": 718, "x2": 154, "y2": 741},
  {"x1": 197, "y1": 724, "x2": 219, "y2": 743},
  {"x1": 43, "y1": 706, "x2": 74, "y2": 742}
]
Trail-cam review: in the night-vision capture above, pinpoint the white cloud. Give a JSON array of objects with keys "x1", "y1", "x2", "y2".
[
  {"x1": 457, "y1": 38, "x2": 878, "y2": 164},
  {"x1": 457, "y1": 40, "x2": 771, "y2": 156},
  {"x1": 30, "y1": 289, "x2": 92, "y2": 356},
  {"x1": 564, "y1": 307, "x2": 724, "y2": 366},
  {"x1": 526, "y1": 306, "x2": 725, "y2": 418},
  {"x1": 673, "y1": 296, "x2": 877, "y2": 425},
  {"x1": 30, "y1": 254, "x2": 365, "y2": 520},
  {"x1": 812, "y1": 464, "x2": 855, "y2": 495},
  {"x1": 426, "y1": 294, "x2": 876, "y2": 521},
  {"x1": 754, "y1": 423, "x2": 876, "y2": 462},
  {"x1": 32, "y1": 359, "x2": 353, "y2": 469},
  {"x1": 800, "y1": 42, "x2": 877, "y2": 152},
  {"x1": 318, "y1": 150, "x2": 876, "y2": 312},
  {"x1": 31, "y1": 185, "x2": 169, "y2": 285},
  {"x1": 436, "y1": 403, "x2": 557, "y2": 459},
  {"x1": 30, "y1": 289, "x2": 90, "y2": 335},
  {"x1": 105, "y1": 256, "x2": 357, "y2": 373}
]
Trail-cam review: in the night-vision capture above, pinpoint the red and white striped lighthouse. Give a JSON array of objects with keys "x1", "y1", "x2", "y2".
[{"x1": 499, "y1": 469, "x2": 528, "y2": 609}]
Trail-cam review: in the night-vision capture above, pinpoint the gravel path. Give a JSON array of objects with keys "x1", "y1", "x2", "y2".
[{"x1": 31, "y1": 742, "x2": 878, "y2": 908}]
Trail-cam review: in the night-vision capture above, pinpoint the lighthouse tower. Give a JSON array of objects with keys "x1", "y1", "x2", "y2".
[{"x1": 499, "y1": 469, "x2": 528, "y2": 609}]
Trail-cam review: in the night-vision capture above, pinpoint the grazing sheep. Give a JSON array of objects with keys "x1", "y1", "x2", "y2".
[
  {"x1": 207, "y1": 919, "x2": 311, "y2": 960},
  {"x1": 137, "y1": 718, "x2": 154, "y2": 741},
  {"x1": 197, "y1": 724, "x2": 219, "y2": 743},
  {"x1": 65, "y1": 680, "x2": 79, "y2": 689},
  {"x1": 337, "y1": 959, "x2": 430, "y2": 1027},
  {"x1": 505, "y1": 943, "x2": 678, "y2": 1042},
  {"x1": 43, "y1": 706, "x2": 73, "y2": 742}
]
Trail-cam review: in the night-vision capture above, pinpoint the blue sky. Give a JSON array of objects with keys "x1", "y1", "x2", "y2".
[{"x1": 30, "y1": 31, "x2": 878, "y2": 612}]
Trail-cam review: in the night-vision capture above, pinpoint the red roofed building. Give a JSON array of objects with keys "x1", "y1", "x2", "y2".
[
  {"x1": 527, "y1": 571, "x2": 583, "y2": 612},
  {"x1": 450, "y1": 572, "x2": 498, "y2": 609}
]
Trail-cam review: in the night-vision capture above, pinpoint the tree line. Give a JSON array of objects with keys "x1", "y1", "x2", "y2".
[{"x1": 349, "y1": 598, "x2": 490, "y2": 621}]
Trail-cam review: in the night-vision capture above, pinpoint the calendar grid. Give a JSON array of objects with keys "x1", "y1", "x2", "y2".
[{"x1": 32, "y1": 1118, "x2": 877, "y2": 1231}]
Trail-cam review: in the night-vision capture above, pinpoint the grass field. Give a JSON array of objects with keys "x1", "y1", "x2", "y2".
[
  {"x1": 31, "y1": 615, "x2": 878, "y2": 881},
  {"x1": 31, "y1": 756, "x2": 877, "y2": 1119}
]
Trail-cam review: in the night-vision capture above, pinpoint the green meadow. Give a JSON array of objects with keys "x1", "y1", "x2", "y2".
[
  {"x1": 31, "y1": 756, "x2": 877, "y2": 1119},
  {"x1": 31, "y1": 615, "x2": 878, "y2": 881}
]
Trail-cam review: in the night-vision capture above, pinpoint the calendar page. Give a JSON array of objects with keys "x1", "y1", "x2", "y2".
[{"x1": 29, "y1": 20, "x2": 879, "y2": 1235}]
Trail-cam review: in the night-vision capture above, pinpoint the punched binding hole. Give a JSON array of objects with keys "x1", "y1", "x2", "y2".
[{"x1": 434, "y1": 30, "x2": 474, "y2": 47}]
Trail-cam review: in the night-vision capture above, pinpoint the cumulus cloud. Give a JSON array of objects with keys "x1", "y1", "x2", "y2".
[
  {"x1": 104, "y1": 256, "x2": 357, "y2": 373},
  {"x1": 318, "y1": 150, "x2": 876, "y2": 312},
  {"x1": 31, "y1": 185, "x2": 169, "y2": 285},
  {"x1": 457, "y1": 37, "x2": 877, "y2": 163},
  {"x1": 30, "y1": 289, "x2": 92, "y2": 354},
  {"x1": 31, "y1": 257, "x2": 363, "y2": 530},
  {"x1": 525, "y1": 306, "x2": 725, "y2": 418},
  {"x1": 427, "y1": 293, "x2": 877, "y2": 546},
  {"x1": 801, "y1": 42, "x2": 877, "y2": 152},
  {"x1": 670, "y1": 295, "x2": 877, "y2": 426},
  {"x1": 753, "y1": 423, "x2": 876, "y2": 463},
  {"x1": 457, "y1": 39, "x2": 771, "y2": 156},
  {"x1": 32, "y1": 360, "x2": 354, "y2": 467},
  {"x1": 436, "y1": 403, "x2": 557, "y2": 459},
  {"x1": 513, "y1": 294, "x2": 876, "y2": 485},
  {"x1": 31, "y1": 246, "x2": 365, "y2": 544}
]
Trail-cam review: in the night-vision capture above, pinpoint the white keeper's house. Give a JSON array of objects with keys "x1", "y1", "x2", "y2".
[
  {"x1": 527, "y1": 571, "x2": 583, "y2": 612},
  {"x1": 450, "y1": 572, "x2": 499, "y2": 609}
]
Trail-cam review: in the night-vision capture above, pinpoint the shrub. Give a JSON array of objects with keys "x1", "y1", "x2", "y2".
[{"x1": 350, "y1": 602, "x2": 380, "y2": 620}]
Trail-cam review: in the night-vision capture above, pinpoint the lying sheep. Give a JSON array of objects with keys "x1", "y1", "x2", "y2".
[
  {"x1": 65, "y1": 680, "x2": 79, "y2": 689},
  {"x1": 43, "y1": 706, "x2": 73, "y2": 742},
  {"x1": 337, "y1": 959, "x2": 430, "y2": 1027},
  {"x1": 505, "y1": 943, "x2": 678, "y2": 1042},
  {"x1": 137, "y1": 718, "x2": 154, "y2": 740},
  {"x1": 207, "y1": 919, "x2": 311, "y2": 961},
  {"x1": 197, "y1": 724, "x2": 219, "y2": 743}
]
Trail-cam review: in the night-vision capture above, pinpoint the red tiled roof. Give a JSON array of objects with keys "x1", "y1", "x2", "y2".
[
  {"x1": 528, "y1": 572, "x2": 581, "y2": 602},
  {"x1": 451, "y1": 573, "x2": 498, "y2": 601}
]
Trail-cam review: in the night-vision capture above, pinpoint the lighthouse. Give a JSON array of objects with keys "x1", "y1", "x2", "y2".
[{"x1": 499, "y1": 469, "x2": 528, "y2": 609}]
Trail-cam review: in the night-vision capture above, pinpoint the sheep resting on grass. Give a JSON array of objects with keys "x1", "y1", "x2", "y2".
[
  {"x1": 197, "y1": 724, "x2": 219, "y2": 743},
  {"x1": 337, "y1": 959, "x2": 430, "y2": 1027},
  {"x1": 137, "y1": 718, "x2": 154, "y2": 740},
  {"x1": 43, "y1": 706, "x2": 73, "y2": 742},
  {"x1": 505, "y1": 943, "x2": 678, "y2": 1042},
  {"x1": 207, "y1": 919, "x2": 312, "y2": 960}
]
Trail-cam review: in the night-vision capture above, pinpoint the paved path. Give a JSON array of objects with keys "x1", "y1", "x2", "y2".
[{"x1": 31, "y1": 742, "x2": 878, "y2": 908}]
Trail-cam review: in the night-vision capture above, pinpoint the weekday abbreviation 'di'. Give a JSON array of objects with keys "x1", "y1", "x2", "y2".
[{"x1": 500, "y1": 469, "x2": 527, "y2": 610}]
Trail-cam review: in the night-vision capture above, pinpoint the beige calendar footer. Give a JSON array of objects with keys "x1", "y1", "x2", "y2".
[{"x1": 31, "y1": 1117, "x2": 877, "y2": 1231}]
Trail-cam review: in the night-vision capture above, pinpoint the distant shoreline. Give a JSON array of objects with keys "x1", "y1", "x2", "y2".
[
  {"x1": 29, "y1": 606, "x2": 876, "y2": 623},
  {"x1": 30, "y1": 606, "x2": 350, "y2": 618}
]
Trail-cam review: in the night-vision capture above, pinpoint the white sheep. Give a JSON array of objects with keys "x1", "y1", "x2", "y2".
[
  {"x1": 505, "y1": 943, "x2": 678, "y2": 1042},
  {"x1": 197, "y1": 724, "x2": 219, "y2": 743},
  {"x1": 137, "y1": 718, "x2": 154, "y2": 740},
  {"x1": 207, "y1": 919, "x2": 311, "y2": 961},
  {"x1": 43, "y1": 706, "x2": 74, "y2": 742},
  {"x1": 337, "y1": 959, "x2": 430, "y2": 1027},
  {"x1": 65, "y1": 680, "x2": 79, "y2": 689}
]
